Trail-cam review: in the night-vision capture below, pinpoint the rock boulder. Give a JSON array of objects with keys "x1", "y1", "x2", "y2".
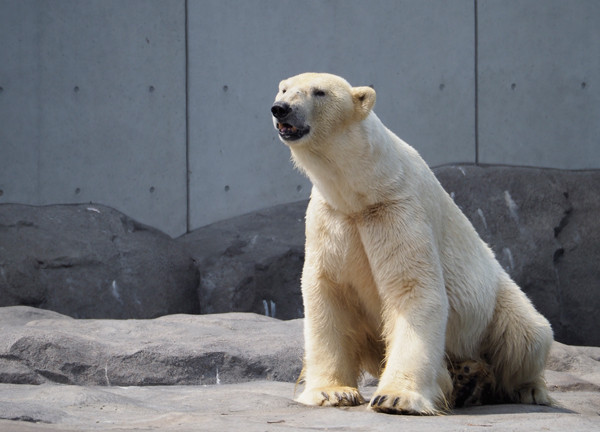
[
  {"x1": 0, "y1": 204, "x2": 199, "y2": 319},
  {"x1": 180, "y1": 200, "x2": 306, "y2": 319},
  {"x1": 2, "y1": 166, "x2": 599, "y2": 345},
  {"x1": 0, "y1": 306, "x2": 302, "y2": 386},
  {"x1": 434, "y1": 165, "x2": 600, "y2": 346},
  {"x1": 184, "y1": 166, "x2": 600, "y2": 346}
]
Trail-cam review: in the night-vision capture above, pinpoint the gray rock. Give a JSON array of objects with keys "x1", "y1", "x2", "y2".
[
  {"x1": 0, "y1": 204, "x2": 199, "y2": 319},
  {"x1": 434, "y1": 165, "x2": 600, "y2": 346},
  {"x1": 180, "y1": 200, "x2": 306, "y2": 319},
  {"x1": 2, "y1": 306, "x2": 598, "y2": 390},
  {"x1": 184, "y1": 166, "x2": 600, "y2": 346},
  {"x1": 2, "y1": 166, "x2": 598, "y2": 344},
  {"x1": 0, "y1": 306, "x2": 303, "y2": 386}
]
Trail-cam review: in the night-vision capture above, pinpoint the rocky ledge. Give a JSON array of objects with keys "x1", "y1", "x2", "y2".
[{"x1": 0, "y1": 307, "x2": 599, "y2": 431}]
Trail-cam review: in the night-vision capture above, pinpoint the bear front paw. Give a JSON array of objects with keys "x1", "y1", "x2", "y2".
[
  {"x1": 296, "y1": 386, "x2": 364, "y2": 407},
  {"x1": 369, "y1": 389, "x2": 441, "y2": 415}
]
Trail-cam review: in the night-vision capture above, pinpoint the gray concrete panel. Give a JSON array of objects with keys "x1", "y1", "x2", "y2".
[
  {"x1": 0, "y1": 0, "x2": 187, "y2": 237},
  {"x1": 0, "y1": 1, "x2": 41, "y2": 203},
  {"x1": 187, "y1": 0, "x2": 475, "y2": 229},
  {"x1": 478, "y1": 0, "x2": 600, "y2": 168}
]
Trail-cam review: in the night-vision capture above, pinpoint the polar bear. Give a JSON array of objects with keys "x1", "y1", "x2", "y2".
[{"x1": 271, "y1": 73, "x2": 553, "y2": 415}]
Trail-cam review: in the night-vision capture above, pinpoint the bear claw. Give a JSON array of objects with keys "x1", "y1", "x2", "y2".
[
  {"x1": 370, "y1": 395, "x2": 409, "y2": 415},
  {"x1": 297, "y1": 387, "x2": 364, "y2": 407}
]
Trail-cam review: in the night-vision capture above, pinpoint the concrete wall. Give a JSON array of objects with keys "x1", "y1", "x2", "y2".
[
  {"x1": 477, "y1": 0, "x2": 600, "y2": 168},
  {"x1": 1, "y1": 0, "x2": 598, "y2": 237},
  {"x1": 0, "y1": 0, "x2": 187, "y2": 236}
]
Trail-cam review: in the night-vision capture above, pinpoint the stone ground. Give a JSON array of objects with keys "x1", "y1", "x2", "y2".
[
  {"x1": 1, "y1": 306, "x2": 599, "y2": 431},
  {"x1": 0, "y1": 382, "x2": 599, "y2": 432}
]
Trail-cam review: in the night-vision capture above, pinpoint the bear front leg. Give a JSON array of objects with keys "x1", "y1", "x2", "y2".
[
  {"x1": 296, "y1": 246, "x2": 366, "y2": 407},
  {"x1": 297, "y1": 307, "x2": 365, "y2": 407},
  {"x1": 296, "y1": 272, "x2": 366, "y2": 407},
  {"x1": 295, "y1": 195, "x2": 369, "y2": 407},
  {"x1": 370, "y1": 294, "x2": 451, "y2": 415},
  {"x1": 298, "y1": 308, "x2": 365, "y2": 407},
  {"x1": 358, "y1": 220, "x2": 452, "y2": 415}
]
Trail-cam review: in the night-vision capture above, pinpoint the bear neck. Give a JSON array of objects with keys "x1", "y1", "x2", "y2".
[{"x1": 290, "y1": 112, "x2": 414, "y2": 215}]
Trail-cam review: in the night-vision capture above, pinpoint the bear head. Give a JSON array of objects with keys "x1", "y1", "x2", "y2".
[{"x1": 271, "y1": 73, "x2": 376, "y2": 146}]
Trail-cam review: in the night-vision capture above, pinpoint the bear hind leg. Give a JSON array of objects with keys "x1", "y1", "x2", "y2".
[{"x1": 483, "y1": 280, "x2": 554, "y2": 406}]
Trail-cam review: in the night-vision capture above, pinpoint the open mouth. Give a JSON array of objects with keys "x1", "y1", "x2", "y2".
[{"x1": 276, "y1": 122, "x2": 310, "y2": 141}]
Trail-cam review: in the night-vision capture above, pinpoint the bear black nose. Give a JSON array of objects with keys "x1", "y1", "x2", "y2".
[{"x1": 271, "y1": 101, "x2": 292, "y2": 119}]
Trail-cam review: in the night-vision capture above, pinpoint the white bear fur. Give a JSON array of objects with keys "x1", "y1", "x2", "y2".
[{"x1": 271, "y1": 73, "x2": 553, "y2": 414}]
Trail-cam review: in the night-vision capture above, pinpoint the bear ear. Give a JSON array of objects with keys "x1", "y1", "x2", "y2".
[{"x1": 351, "y1": 86, "x2": 376, "y2": 120}]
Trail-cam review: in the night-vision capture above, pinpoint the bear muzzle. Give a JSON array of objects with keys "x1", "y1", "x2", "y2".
[{"x1": 271, "y1": 101, "x2": 310, "y2": 141}]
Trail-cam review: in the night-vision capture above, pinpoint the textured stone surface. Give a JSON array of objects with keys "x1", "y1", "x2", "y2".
[
  {"x1": 434, "y1": 165, "x2": 600, "y2": 346},
  {"x1": 183, "y1": 165, "x2": 600, "y2": 346},
  {"x1": 0, "y1": 204, "x2": 199, "y2": 319},
  {"x1": 1, "y1": 384, "x2": 600, "y2": 432},
  {"x1": 0, "y1": 306, "x2": 302, "y2": 386},
  {"x1": 1, "y1": 166, "x2": 599, "y2": 345},
  {"x1": 1, "y1": 306, "x2": 598, "y2": 390},
  {"x1": 0, "y1": 306, "x2": 599, "y2": 431},
  {"x1": 180, "y1": 200, "x2": 306, "y2": 319}
]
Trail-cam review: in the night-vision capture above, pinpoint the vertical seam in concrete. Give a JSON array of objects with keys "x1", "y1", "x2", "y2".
[
  {"x1": 35, "y1": 7, "x2": 43, "y2": 204},
  {"x1": 474, "y1": 0, "x2": 479, "y2": 164},
  {"x1": 184, "y1": 0, "x2": 191, "y2": 233}
]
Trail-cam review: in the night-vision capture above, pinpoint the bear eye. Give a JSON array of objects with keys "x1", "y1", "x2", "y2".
[
  {"x1": 313, "y1": 89, "x2": 326, "y2": 97},
  {"x1": 281, "y1": 88, "x2": 287, "y2": 94}
]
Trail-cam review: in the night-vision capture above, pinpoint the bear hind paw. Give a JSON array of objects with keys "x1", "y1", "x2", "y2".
[{"x1": 516, "y1": 383, "x2": 553, "y2": 406}]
